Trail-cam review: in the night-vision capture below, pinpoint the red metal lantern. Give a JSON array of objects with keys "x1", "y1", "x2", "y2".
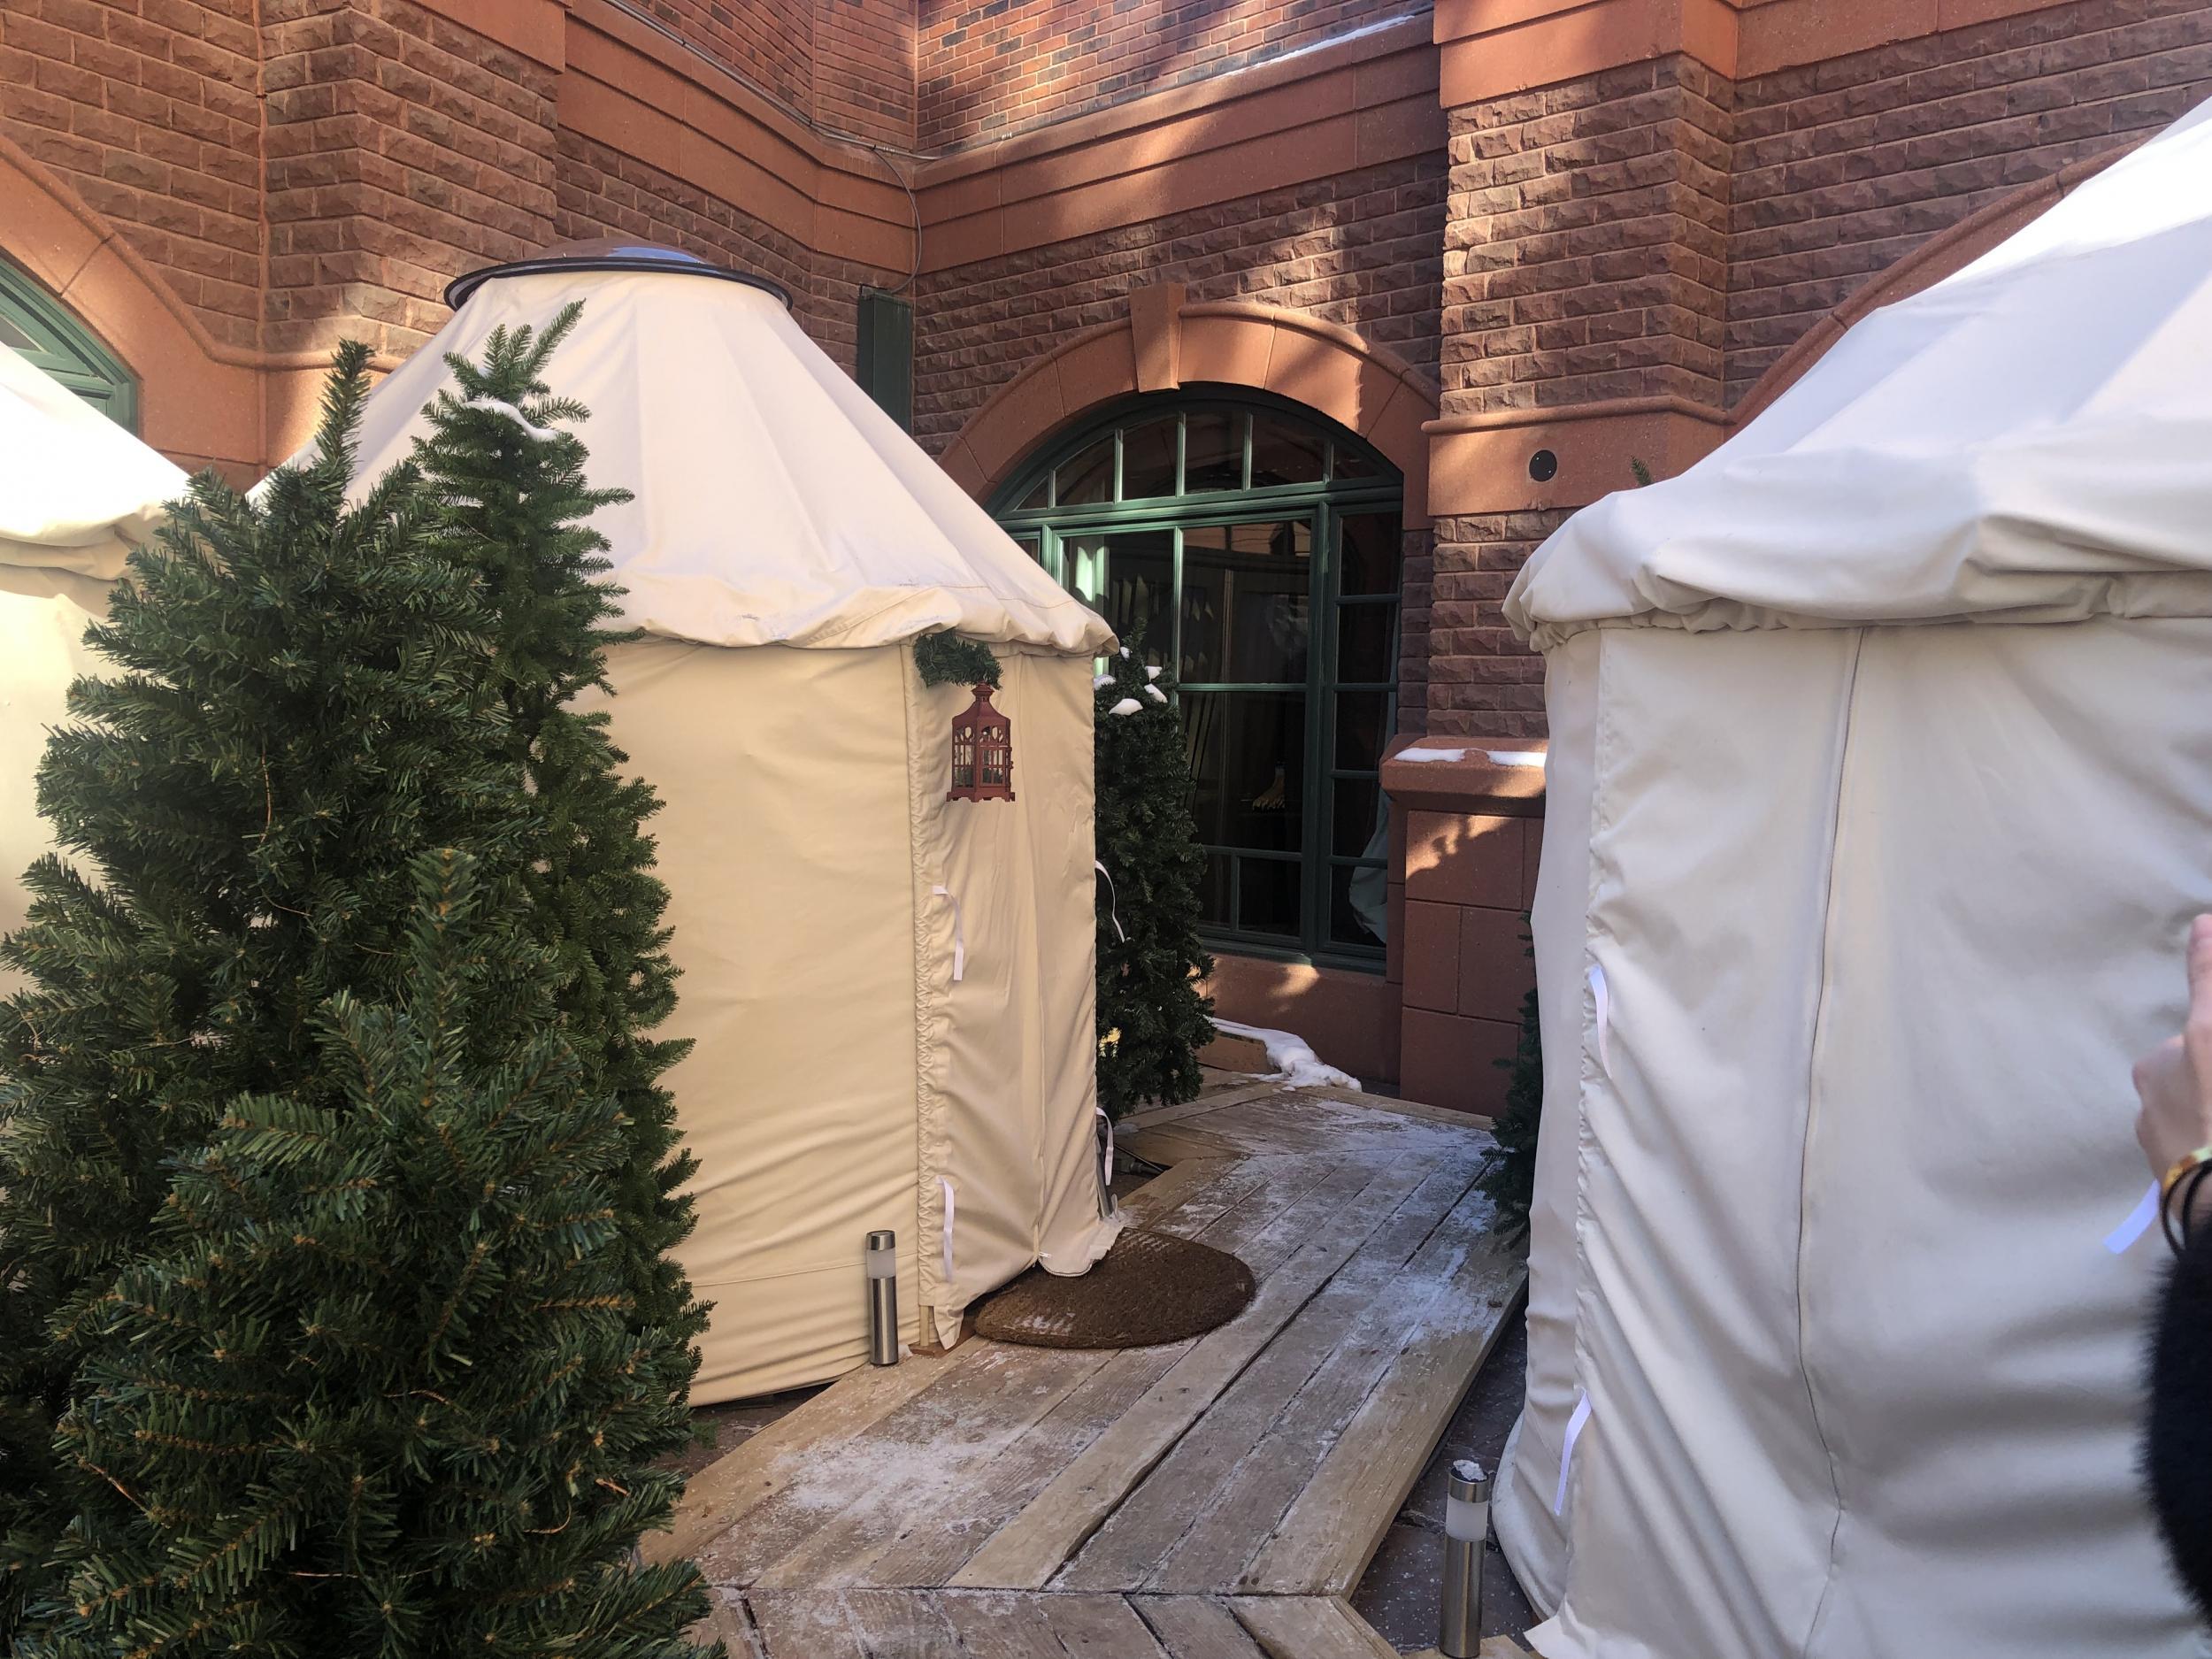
[{"x1": 948, "y1": 682, "x2": 1015, "y2": 803}]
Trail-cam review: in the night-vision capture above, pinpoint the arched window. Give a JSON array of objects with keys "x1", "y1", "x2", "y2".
[
  {"x1": 0, "y1": 255, "x2": 138, "y2": 431},
  {"x1": 994, "y1": 391, "x2": 1402, "y2": 967}
]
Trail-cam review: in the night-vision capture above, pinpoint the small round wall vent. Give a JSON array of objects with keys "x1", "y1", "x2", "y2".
[{"x1": 1528, "y1": 449, "x2": 1559, "y2": 483}]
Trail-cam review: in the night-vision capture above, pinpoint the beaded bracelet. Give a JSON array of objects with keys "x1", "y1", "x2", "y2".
[{"x1": 2161, "y1": 1146, "x2": 2212, "y2": 1256}]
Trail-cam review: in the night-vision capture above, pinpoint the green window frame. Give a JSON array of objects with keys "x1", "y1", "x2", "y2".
[
  {"x1": 0, "y1": 254, "x2": 138, "y2": 432},
  {"x1": 992, "y1": 391, "x2": 1404, "y2": 972}
]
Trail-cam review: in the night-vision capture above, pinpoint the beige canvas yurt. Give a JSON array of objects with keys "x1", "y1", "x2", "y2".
[
  {"x1": 0, "y1": 343, "x2": 185, "y2": 980},
  {"x1": 300, "y1": 242, "x2": 1123, "y2": 1402},
  {"x1": 1494, "y1": 102, "x2": 2212, "y2": 1659}
]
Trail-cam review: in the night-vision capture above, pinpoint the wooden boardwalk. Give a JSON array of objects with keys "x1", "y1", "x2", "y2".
[{"x1": 649, "y1": 1081, "x2": 1527, "y2": 1657}]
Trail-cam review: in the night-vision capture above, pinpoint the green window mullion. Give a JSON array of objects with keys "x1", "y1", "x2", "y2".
[
  {"x1": 1170, "y1": 525, "x2": 1185, "y2": 683},
  {"x1": 1300, "y1": 501, "x2": 1333, "y2": 958},
  {"x1": 1175, "y1": 413, "x2": 1188, "y2": 498}
]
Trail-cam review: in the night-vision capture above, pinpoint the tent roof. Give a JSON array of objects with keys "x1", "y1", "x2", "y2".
[
  {"x1": 1509, "y1": 95, "x2": 2212, "y2": 649},
  {"x1": 0, "y1": 343, "x2": 185, "y2": 580},
  {"x1": 302, "y1": 246, "x2": 1113, "y2": 656}
]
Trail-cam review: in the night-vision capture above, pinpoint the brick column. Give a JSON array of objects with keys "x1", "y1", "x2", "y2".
[
  {"x1": 1384, "y1": 743, "x2": 1544, "y2": 1115},
  {"x1": 260, "y1": 0, "x2": 561, "y2": 364}
]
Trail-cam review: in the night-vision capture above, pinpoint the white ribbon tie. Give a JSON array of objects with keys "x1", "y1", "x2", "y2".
[
  {"x1": 1587, "y1": 964, "x2": 1612, "y2": 1078},
  {"x1": 940, "y1": 1178, "x2": 957, "y2": 1288},
  {"x1": 1554, "y1": 1390, "x2": 1593, "y2": 1515},
  {"x1": 1094, "y1": 861, "x2": 1127, "y2": 943},
  {"x1": 931, "y1": 884, "x2": 965, "y2": 982}
]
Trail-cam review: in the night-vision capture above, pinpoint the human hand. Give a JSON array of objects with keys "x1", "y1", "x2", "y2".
[{"x1": 2134, "y1": 917, "x2": 2212, "y2": 1202}]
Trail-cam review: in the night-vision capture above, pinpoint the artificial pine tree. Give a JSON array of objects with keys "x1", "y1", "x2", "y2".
[
  {"x1": 1094, "y1": 629, "x2": 1216, "y2": 1118},
  {"x1": 39, "y1": 849, "x2": 713, "y2": 1659},
  {"x1": 408, "y1": 304, "x2": 706, "y2": 1400},
  {"x1": 0, "y1": 346, "x2": 524, "y2": 1630}
]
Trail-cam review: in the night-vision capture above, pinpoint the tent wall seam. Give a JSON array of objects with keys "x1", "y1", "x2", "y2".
[{"x1": 1793, "y1": 625, "x2": 1869, "y2": 1659}]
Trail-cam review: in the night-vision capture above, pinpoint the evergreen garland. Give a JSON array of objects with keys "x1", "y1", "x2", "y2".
[
  {"x1": 1094, "y1": 630, "x2": 1215, "y2": 1119},
  {"x1": 1480, "y1": 924, "x2": 1542, "y2": 1224},
  {"x1": 913, "y1": 631, "x2": 1002, "y2": 688}
]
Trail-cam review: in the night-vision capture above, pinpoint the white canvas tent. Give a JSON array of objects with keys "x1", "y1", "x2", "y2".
[
  {"x1": 300, "y1": 243, "x2": 1123, "y2": 1402},
  {"x1": 0, "y1": 344, "x2": 185, "y2": 979},
  {"x1": 1496, "y1": 101, "x2": 2212, "y2": 1659}
]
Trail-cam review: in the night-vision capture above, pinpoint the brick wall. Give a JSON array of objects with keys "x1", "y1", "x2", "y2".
[
  {"x1": 555, "y1": 130, "x2": 876, "y2": 375},
  {"x1": 261, "y1": 0, "x2": 558, "y2": 361},
  {"x1": 815, "y1": 0, "x2": 915, "y2": 147},
  {"x1": 916, "y1": 0, "x2": 1430, "y2": 150},
  {"x1": 0, "y1": 0, "x2": 263, "y2": 350},
  {"x1": 634, "y1": 1, "x2": 811, "y2": 114},
  {"x1": 1725, "y1": 0, "x2": 2212, "y2": 403},
  {"x1": 1425, "y1": 511, "x2": 1559, "y2": 741},
  {"x1": 1441, "y1": 54, "x2": 1731, "y2": 419},
  {"x1": 913, "y1": 155, "x2": 1446, "y2": 449}
]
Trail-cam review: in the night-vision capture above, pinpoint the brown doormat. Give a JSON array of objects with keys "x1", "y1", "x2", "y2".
[{"x1": 972, "y1": 1228, "x2": 1256, "y2": 1349}]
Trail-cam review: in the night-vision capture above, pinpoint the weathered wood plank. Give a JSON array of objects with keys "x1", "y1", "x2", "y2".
[
  {"x1": 654, "y1": 1348, "x2": 969, "y2": 1568},
  {"x1": 1229, "y1": 1595, "x2": 1402, "y2": 1659},
  {"x1": 1285, "y1": 1085, "x2": 1496, "y2": 1131},
  {"x1": 949, "y1": 1151, "x2": 1443, "y2": 1591},
  {"x1": 1118, "y1": 1155, "x2": 1240, "y2": 1224},
  {"x1": 1119, "y1": 1122, "x2": 1248, "y2": 1167},
  {"x1": 751, "y1": 1345, "x2": 1110, "y2": 1588},
  {"x1": 703, "y1": 1346, "x2": 1099, "y2": 1586},
  {"x1": 934, "y1": 1591, "x2": 1069, "y2": 1658},
  {"x1": 1131, "y1": 1595, "x2": 1273, "y2": 1658},
  {"x1": 692, "y1": 1589, "x2": 766, "y2": 1658},
  {"x1": 1151, "y1": 1178, "x2": 1513, "y2": 1593},
  {"x1": 1246, "y1": 1272, "x2": 1527, "y2": 1596},
  {"x1": 1039, "y1": 1593, "x2": 1174, "y2": 1657},
  {"x1": 856, "y1": 1156, "x2": 1382, "y2": 1587},
  {"x1": 1121, "y1": 1080, "x2": 1286, "y2": 1132},
  {"x1": 1056, "y1": 1151, "x2": 1489, "y2": 1592}
]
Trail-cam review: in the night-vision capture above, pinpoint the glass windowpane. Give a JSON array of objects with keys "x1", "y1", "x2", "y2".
[
  {"x1": 1181, "y1": 520, "x2": 1311, "y2": 685},
  {"x1": 1250, "y1": 413, "x2": 1325, "y2": 488},
  {"x1": 0, "y1": 314, "x2": 38, "y2": 352},
  {"x1": 1336, "y1": 603, "x2": 1398, "y2": 686},
  {"x1": 1333, "y1": 691, "x2": 1393, "y2": 770},
  {"x1": 1013, "y1": 475, "x2": 1050, "y2": 511},
  {"x1": 1339, "y1": 512, "x2": 1402, "y2": 596},
  {"x1": 1056, "y1": 435, "x2": 1115, "y2": 505},
  {"x1": 1120, "y1": 417, "x2": 1179, "y2": 501},
  {"x1": 1333, "y1": 775, "x2": 1385, "y2": 859},
  {"x1": 1331, "y1": 863, "x2": 1388, "y2": 949},
  {"x1": 1333, "y1": 445, "x2": 1383, "y2": 481},
  {"x1": 1184, "y1": 411, "x2": 1244, "y2": 492},
  {"x1": 1200, "y1": 851, "x2": 1233, "y2": 932},
  {"x1": 1092, "y1": 530, "x2": 1173, "y2": 665},
  {"x1": 1181, "y1": 690, "x2": 1304, "y2": 855},
  {"x1": 1238, "y1": 858, "x2": 1301, "y2": 938}
]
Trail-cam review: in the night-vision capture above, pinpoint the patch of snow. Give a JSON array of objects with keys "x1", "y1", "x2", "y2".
[
  {"x1": 1108, "y1": 696, "x2": 1142, "y2": 716},
  {"x1": 472, "y1": 396, "x2": 558, "y2": 442},
  {"x1": 1212, "y1": 1018, "x2": 1362, "y2": 1092},
  {"x1": 1145, "y1": 664, "x2": 1163, "y2": 680},
  {"x1": 1394, "y1": 744, "x2": 1547, "y2": 769},
  {"x1": 1118, "y1": 646, "x2": 1131, "y2": 658},
  {"x1": 1143, "y1": 684, "x2": 1166, "y2": 703},
  {"x1": 1094, "y1": 672, "x2": 1113, "y2": 688}
]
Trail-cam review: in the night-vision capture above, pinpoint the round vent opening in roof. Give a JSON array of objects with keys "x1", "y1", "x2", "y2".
[{"x1": 443, "y1": 237, "x2": 793, "y2": 310}]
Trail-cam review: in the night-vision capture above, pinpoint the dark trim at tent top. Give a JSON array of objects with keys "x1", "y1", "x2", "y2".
[{"x1": 444, "y1": 242, "x2": 795, "y2": 310}]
